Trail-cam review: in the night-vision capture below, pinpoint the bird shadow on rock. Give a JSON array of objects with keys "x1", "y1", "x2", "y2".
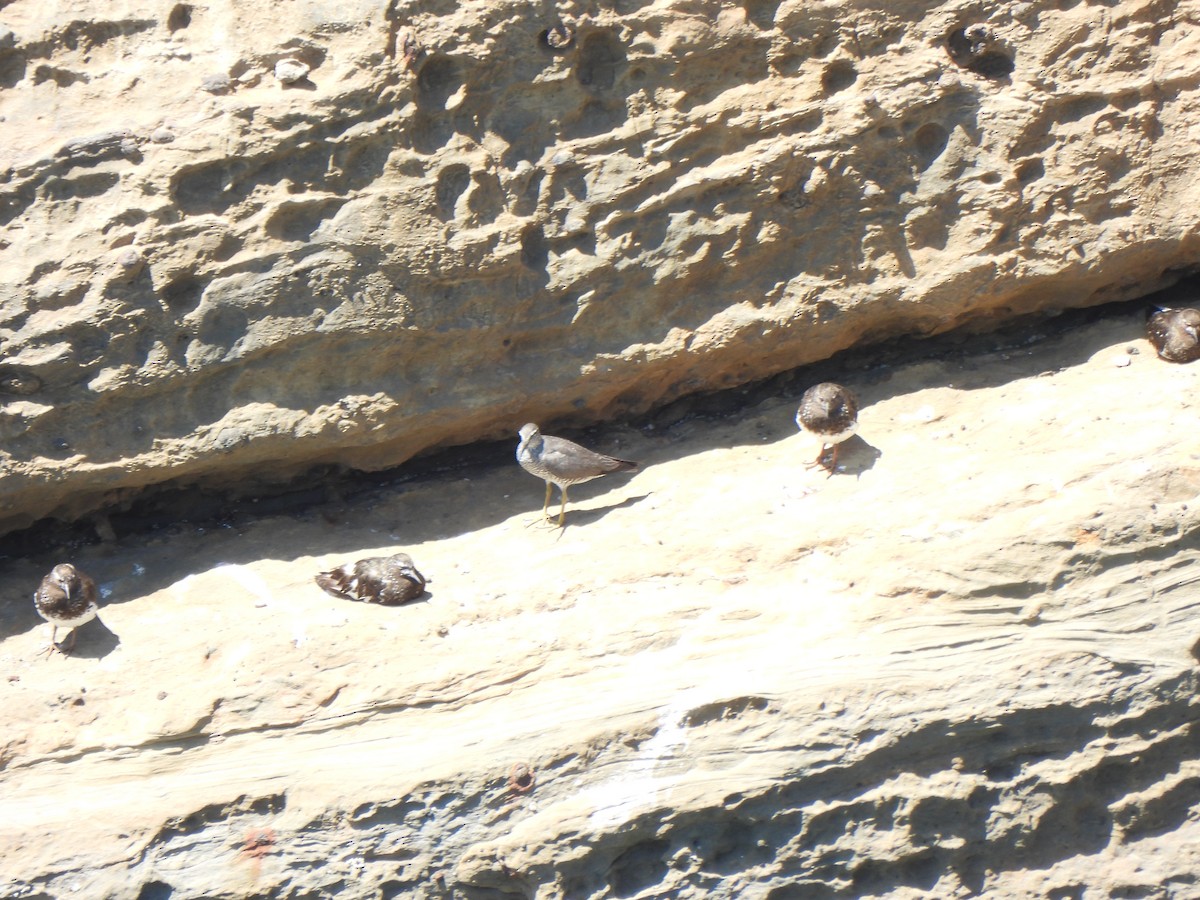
[
  {"x1": 66, "y1": 617, "x2": 120, "y2": 660},
  {"x1": 837, "y1": 437, "x2": 881, "y2": 477},
  {"x1": 559, "y1": 492, "x2": 650, "y2": 530}
]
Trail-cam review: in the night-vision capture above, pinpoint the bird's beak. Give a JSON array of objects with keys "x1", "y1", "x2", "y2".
[{"x1": 63, "y1": 582, "x2": 71, "y2": 599}]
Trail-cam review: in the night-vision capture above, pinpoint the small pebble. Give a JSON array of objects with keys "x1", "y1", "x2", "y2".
[
  {"x1": 151, "y1": 127, "x2": 175, "y2": 144},
  {"x1": 1112, "y1": 353, "x2": 1131, "y2": 368},
  {"x1": 201, "y1": 73, "x2": 231, "y2": 94},
  {"x1": 274, "y1": 58, "x2": 310, "y2": 85}
]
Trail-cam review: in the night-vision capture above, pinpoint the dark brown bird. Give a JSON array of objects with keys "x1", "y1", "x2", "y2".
[
  {"x1": 516, "y1": 423, "x2": 638, "y2": 527},
  {"x1": 34, "y1": 563, "x2": 99, "y2": 655},
  {"x1": 315, "y1": 553, "x2": 428, "y2": 605},
  {"x1": 796, "y1": 382, "x2": 859, "y2": 474},
  {"x1": 1147, "y1": 308, "x2": 1200, "y2": 363}
]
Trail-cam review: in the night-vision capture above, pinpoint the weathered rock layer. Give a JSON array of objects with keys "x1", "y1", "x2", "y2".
[
  {"x1": 2, "y1": 0, "x2": 1199, "y2": 536},
  {"x1": 1, "y1": 310, "x2": 1199, "y2": 898}
]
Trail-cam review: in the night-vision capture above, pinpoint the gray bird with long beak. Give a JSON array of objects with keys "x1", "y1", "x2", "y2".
[{"x1": 516, "y1": 423, "x2": 637, "y2": 527}]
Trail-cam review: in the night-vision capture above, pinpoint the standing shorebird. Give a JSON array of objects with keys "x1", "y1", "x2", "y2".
[
  {"x1": 34, "y1": 563, "x2": 100, "y2": 655},
  {"x1": 516, "y1": 423, "x2": 637, "y2": 527},
  {"x1": 315, "y1": 553, "x2": 429, "y2": 605},
  {"x1": 796, "y1": 382, "x2": 859, "y2": 474},
  {"x1": 1147, "y1": 308, "x2": 1200, "y2": 363}
]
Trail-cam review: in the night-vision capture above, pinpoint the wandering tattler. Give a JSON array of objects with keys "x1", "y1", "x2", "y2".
[
  {"x1": 796, "y1": 382, "x2": 859, "y2": 474},
  {"x1": 516, "y1": 423, "x2": 637, "y2": 527}
]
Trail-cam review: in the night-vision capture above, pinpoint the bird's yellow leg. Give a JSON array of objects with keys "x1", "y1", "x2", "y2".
[
  {"x1": 557, "y1": 486, "x2": 569, "y2": 527},
  {"x1": 542, "y1": 482, "x2": 553, "y2": 521}
]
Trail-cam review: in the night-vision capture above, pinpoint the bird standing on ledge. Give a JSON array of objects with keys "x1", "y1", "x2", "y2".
[
  {"x1": 1147, "y1": 308, "x2": 1200, "y2": 363},
  {"x1": 516, "y1": 423, "x2": 638, "y2": 527},
  {"x1": 34, "y1": 563, "x2": 99, "y2": 656},
  {"x1": 796, "y1": 382, "x2": 859, "y2": 474},
  {"x1": 315, "y1": 553, "x2": 429, "y2": 605}
]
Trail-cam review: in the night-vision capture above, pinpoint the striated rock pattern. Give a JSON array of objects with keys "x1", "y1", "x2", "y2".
[
  {"x1": 1, "y1": 310, "x2": 1199, "y2": 897},
  {"x1": 0, "y1": 1, "x2": 1198, "y2": 536}
]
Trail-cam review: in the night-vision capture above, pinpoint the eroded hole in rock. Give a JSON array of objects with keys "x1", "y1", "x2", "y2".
[
  {"x1": 0, "y1": 367, "x2": 42, "y2": 395},
  {"x1": 765, "y1": 886, "x2": 809, "y2": 900},
  {"x1": 684, "y1": 696, "x2": 770, "y2": 727},
  {"x1": 197, "y1": 306, "x2": 249, "y2": 349},
  {"x1": 44, "y1": 171, "x2": 120, "y2": 201},
  {"x1": 608, "y1": 839, "x2": 670, "y2": 898},
  {"x1": 415, "y1": 53, "x2": 462, "y2": 112},
  {"x1": 700, "y1": 818, "x2": 775, "y2": 874},
  {"x1": 913, "y1": 122, "x2": 949, "y2": 170},
  {"x1": 160, "y1": 275, "x2": 205, "y2": 311},
  {"x1": 466, "y1": 170, "x2": 504, "y2": 223},
  {"x1": 33, "y1": 65, "x2": 87, "y2": 87},
  {"x1": 743, "y1": 0, "x2": 780, "y2": 30},
  {"x1": 0, "y1": 48, "x2": 26, "y2": 88},
  {"x1": 576, "y1": 29, "x2": 626, "y2": 92},
  {"x1": 435, "y1": 163, "x2": 471, "y2": 218},
  {"x1": 565, "y1": 97, "x2": 626, "y2": 139},
  {"x1": 135, "y1": 881, "x2": 173, "y2": 900},
  {"x1": 167, "y1": 4, "x2": 191, "y2": 32},
  {"x1": 820, "y1": 59, "x2": 857, "y2": 94},
  {"x1": 946, "y1": 24, "x2": 1015, "y2": 79},
  {"x1": 172, "y1": 161, "x2": 234, "y2": 216},
  {"x1": 520, "y1": 223, "x2": 548, "y2": 270},
  {"x1": 1015, "y1": 158, "x2": 1044, "y2": 183},
  {"x1": 265, "y1": 197, "x2": 347, "y2": 242}
]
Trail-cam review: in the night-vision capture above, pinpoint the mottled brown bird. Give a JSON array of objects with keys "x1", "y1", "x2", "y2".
[
  {"x1": 796, "y1": 382, "x2": 859, "y2": 474},
  {"x1": 315, "y1": 553, "x2": 428, "y2": 605},
  {"x1": 34, "y1": 563, "x2": 99, "y2": 655},
  {"x1": 516, "y1": 423, "x2": 637, "y2": 527},
  {"x1": 1147, "y1": 308, "x2": 1200, "y2": 363}
]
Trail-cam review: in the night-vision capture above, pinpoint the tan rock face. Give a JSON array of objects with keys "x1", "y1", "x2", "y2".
[
  {"x1": 1, "y1": 310, "x2": 1199, "y2": 898},
  {"x1": 1, "y1": 1, "x2": 1197, "y2": 535}
]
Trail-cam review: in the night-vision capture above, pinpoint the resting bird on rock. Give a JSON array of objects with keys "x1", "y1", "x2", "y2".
[
  {"x1": 516, "y1": 423, "x2": 637, "y2": 527},
  {"x1": 34, "y1": 563, "x2": 99, "y2": 656},
  {"x1": 796, "y1": 382, "x2": 859, "y2": 475},
  {"x1": 315, "y1": 553, "x2": 428, "y2": 605},
  {"x1": 1147, "y1": 308, "x2": 1200, "y2": 363}
]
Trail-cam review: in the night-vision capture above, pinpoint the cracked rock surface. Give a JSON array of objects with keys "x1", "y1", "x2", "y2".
[
  {"x1": 3, "y1": 0, "x2": 1200, "y2": 536},
  {"x1": 2, "y1": 309, "x2": 1199, "y2": 897}
]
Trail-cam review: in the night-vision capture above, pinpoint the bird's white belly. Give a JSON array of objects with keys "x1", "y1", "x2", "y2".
[
  {"x1": 40, "y1": 604, "x2": 98, "y2": 628},
  {"x1": 817, "y1": 422, "x2": 858, "y2": 445}
]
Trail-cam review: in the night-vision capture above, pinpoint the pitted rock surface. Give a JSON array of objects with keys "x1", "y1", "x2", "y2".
[{"x1": 1, "y1": 1, "x2": 1199, "y2": 536}]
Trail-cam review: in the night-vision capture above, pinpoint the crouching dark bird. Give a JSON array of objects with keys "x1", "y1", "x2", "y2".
[
  {"x1": 315, "y1": 553, "x2": 429, "y2": 605},
  {"x1": 34, "y1": 563, "x2": 100, "y2": 655},
  {"x1": 1147, "y1": 308, "x2": 1200, "y2": 363},
  {"x1": 797, "y1": 382, "x2": 859, "y2": 474},
  {"x1": 516, "y1": 423, "x2": 638, "y2": 527}
]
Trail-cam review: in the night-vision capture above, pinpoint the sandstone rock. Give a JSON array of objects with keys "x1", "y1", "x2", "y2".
[
  {"x1": 1, "y1": 1, "x2": 1197, "y2": 538},
  {"x1": 1, "y1": 311, "x2": 1199, "y2": 897}
]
